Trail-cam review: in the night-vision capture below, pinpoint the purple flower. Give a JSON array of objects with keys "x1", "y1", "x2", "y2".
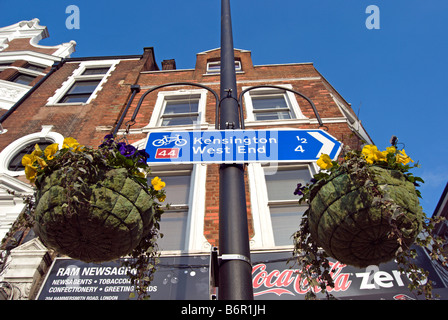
[
  {"x1": 99, "y1": 134, "x2": 115, "y2": 148},
  {"x1": 119, "y1": 143, "x2": 136, "y2": 158},
  {"x1": 136, "y1": 150, "x2": 150, "y2": 163},
  {"x1": 294, "y1": 183, "x2": 304, "y2": 196},
  {"x1": 104, "y1": 134, "x2": 114, "y2": 141}
]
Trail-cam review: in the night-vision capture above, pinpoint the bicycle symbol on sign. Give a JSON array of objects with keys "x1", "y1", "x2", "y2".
[{"x1": 152, "y1": 134, "x2": 188, "y2": 147}]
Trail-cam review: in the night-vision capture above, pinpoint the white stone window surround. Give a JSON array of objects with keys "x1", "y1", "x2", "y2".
[
  {"x1": 130, "y1": 138, "x2": 210, "y2": 254},
  {"x1": 0, "y1": 126, "x2": 64, "y2": 177},
  {"x1": 0, "y1": 52, "x2": 61, "y2": 110},
  {"x1": 248, "y1": 161, "x2": 319, "y2": 249},
  {"x1": 147, "y1": 89, "x2": 208, "y2": 129},
  {"x1": 0, "y1": 65, "x2": 46, "y2": 79},
  {"x1": 149, "y1": 164, "x2": 208, "y2": 254},
  {"x1": 206, "y1": 60, "x2": 242, "y2": 74},
  {"x1": 242, "y1": 84, "x2": 308, "y2": 123},
  {"x1": 0, "y1": 51, "x2": 61, "y2": 69},
  {"x1": 46, "y1": 59, "x2": 119, "y2": 106}
]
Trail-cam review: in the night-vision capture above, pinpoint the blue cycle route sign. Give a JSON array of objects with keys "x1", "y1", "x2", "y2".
[{"x1": 144, "y1": 129, "x2": 341, "y2": 164}]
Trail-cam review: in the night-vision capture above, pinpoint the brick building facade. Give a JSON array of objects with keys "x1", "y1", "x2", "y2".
[{"x1": 0, "y1": 20, "x2": 378, "y2": 300}]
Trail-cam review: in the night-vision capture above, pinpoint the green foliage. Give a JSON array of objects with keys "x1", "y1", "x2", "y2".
[
  {"x1": 292, "y1": 144, "x2": 447, "y2": 300},
  {"x1": 6, "y1": 134, "x2": 167, "y2": 300}
]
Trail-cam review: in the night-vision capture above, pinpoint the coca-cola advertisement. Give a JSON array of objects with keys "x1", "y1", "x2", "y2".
[{"x1": 251, "y1": 247, "x2": 448, "y2": 300}]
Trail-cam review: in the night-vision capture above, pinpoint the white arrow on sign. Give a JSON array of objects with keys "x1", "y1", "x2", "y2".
[{"x1": 308, "y1": 131, "x2": 336, "y2": 159}]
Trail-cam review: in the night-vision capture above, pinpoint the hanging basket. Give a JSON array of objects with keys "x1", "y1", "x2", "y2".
[
  {"x1": 307, "y1": 166, "x2": 425, "y2": 268},
  {"x1": 33, "y1": 167, "x2": 155, "y2": 263}
]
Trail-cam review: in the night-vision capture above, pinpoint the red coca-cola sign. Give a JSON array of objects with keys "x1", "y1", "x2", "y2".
[
  {"x1": 253, "y1": 261, "x2": 351, "y2": 297},
  {"x1": 251, "y1": 248, "x2": 447, "y2": 300}
]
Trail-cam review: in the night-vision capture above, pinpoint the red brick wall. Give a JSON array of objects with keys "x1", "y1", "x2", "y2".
[
  {"x1": 0, "y1": 57, "x2": 152, "y2": 150},
  {"x1": 0, "y1": 46, "x2": 368, "y2": 250},
  {"x1": 119, "y1": 49, "x2": 365, "y2": 246}
]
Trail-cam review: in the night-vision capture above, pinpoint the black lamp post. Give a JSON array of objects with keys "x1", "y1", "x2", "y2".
[
  {"x1": 113, "y1": 0, "x2": 255, "y2": 300},
  {"x1": 218, "y1": 0, "x2": 254, "y2": 300}
]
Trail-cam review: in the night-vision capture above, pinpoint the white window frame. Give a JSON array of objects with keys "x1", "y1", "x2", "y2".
[
  {"x1": 0, "y1": 126, "x2": 63, "y2": 176},
  {"x1": 148, "y1": 89, "x2": 208, "y2": 129},
  {"x1": 248, "y1": 162, "x2": 318, "y2": 249},
  {"x1": 206, "y1": 60, "x2": 242, "y2": 74},
  {"x1": 242, "y1": 84, "x2": 307, "y2": 123},
  {"x1": 146, "y1": 163, "x2": 208, "y2": 254},
  {"x1": 46, "y1": 60, "x2": 119, "y2": 106}
]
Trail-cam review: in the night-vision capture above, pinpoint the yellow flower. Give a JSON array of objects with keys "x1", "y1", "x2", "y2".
[
  {"x1": 316, "y1": 154, "x2": 333, "y2": 170},
  {"x1": 385, "y1": 146, "x2": 396, "y2": 154},
  {"x1": 396, "y1": 149, "x2": 413, "y2": 165},
  {"x1": 151, "y1": 176, "x2": 166, "y2": 191},
  {"x1": 362, "y1": 145, "x2": 386, "y2": 164},
  {"x1": 22, "y1": 154, "x2": 36, "y2": 167},
  {"x1": 157, "y1": 194, "x2": 166, "y2": 202},
  {"x1": 44, "y1": 143, "x2": 59, "y2": 160},
  {"x1": 62, "y1": 137, "x2": 84, "y2": 151},
  {"x1": 36, "y1": 157, "x2": 47, "y2": 168},
  {"x1": 22, "y1": 154, "x2": 38, "y2": 182},
  {"x1": 381, "y1": 146, "x2": 396, "y2": 158},
  {"x1": 31, "y1": 144, "x2": 43, "y2": 157},
  {"x1": 24, "y1": 165, "x2": 38, "y2": 182}
]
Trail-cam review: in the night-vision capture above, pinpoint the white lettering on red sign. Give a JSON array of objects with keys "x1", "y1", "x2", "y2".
[
  {"x1": 155, "y1": 148, "x2": 179, "y2": 159},
  {"x1": 252, "y1": 261, "x2": 352, "y2": 297},
  {"x1": 252, "y1": 261, "x2": 412, "y2": 298}
]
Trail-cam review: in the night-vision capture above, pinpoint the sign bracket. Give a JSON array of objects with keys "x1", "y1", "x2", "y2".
[{"x1": 209, "y1": 246, "x2": 252, "y2": 300}]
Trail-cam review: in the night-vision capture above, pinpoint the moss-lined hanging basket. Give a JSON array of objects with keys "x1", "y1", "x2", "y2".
[
  {"x1": 293, "y1": 143, "x2": 447, "y2": 299},
  {"x1": 22, "y1": 135, "x2": 166, "y2": 265},
  {"x1": 34, "y1": 167, "x2": 155, "y2": 263},
  {"x1": 307, "y1": 165, "x2": 424, "y2": 268}
]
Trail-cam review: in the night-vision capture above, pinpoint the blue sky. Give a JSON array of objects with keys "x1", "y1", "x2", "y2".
[{"x1": 2, "y1": 0, "x2": 448, "y2": 216}]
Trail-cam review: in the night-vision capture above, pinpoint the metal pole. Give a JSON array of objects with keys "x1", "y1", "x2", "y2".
[{"x1": 218, "y1": 0, "x2": 254, "y2": 300}]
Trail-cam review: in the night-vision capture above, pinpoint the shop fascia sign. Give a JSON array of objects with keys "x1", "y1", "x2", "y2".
[
  {"x1": 36, "y1": 248, "x2": 448, "y2": 300},
  {"x1": 144, "y1": 129, "x2": 341, "y2": 164}
]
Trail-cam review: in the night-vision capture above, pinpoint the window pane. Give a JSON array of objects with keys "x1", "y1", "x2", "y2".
[
  {"x1": 164, "y1": 100, "x2": 199, "y2": 115},
  {"x1": 157, "y1": 174, "x2": 191, "y2": 206},
  {"x1": 26, "y1": 64, "x2": 46, "y2": 72},
  {"x1": 151, "y1": 172, "x2": 191, "y2": 251},
  {"x1": 162, "y1": 116, "x2": 197, "y2": 126},
  {"x1": 207, "y1": 62, "x2": 221, "y2": 73},
  {"x1": 252, "y1": 96, "x2": 288, "y2": 110},
  {"x1": 207, "y1": 61, "x2": 241, "y2": 73},
  {"x1": 254, "y1": 111, "x2": 291, "y2": 121},
  {"x1": 82, "y1": 67, "x2": 110, "y2": 75},
  {"x1": 67, "y1": 80, "x2": 101, "y2": 94},
  {"x1": 270, "y1": 205, "x2": 307, "y2": 246},
  {"x1": 12, "y1": 74, "x2": 35, "y2": 85},
  {"x1": 157, "y1": 210, "x2": 189, "y2": 251},
  {"x1": 59, "y1": 94, "x2": 91, "y2": 103},
  {"x1": 264, "y1": 167, "x2": 311, "y2": 201},
  {"x1": 161, "y1": 100, "x2": 199, "y2": 126}
]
